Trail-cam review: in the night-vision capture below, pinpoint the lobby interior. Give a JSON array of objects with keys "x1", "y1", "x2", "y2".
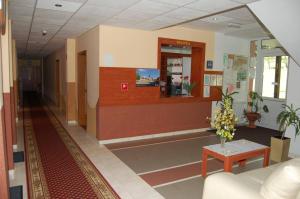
[{"x1": 0, "y1": 0, "x2": 300, "y2": 199}]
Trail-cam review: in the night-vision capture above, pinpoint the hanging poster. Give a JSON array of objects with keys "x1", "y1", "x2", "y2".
[
  {"x1": 203, "y1": 86, "x2": 210, "y2": 98},
  {"x1": 210, "y1": 75, "x2": 217, "y2": 86},
  {"x1": 204, "y1": 74, "x2": 210, "y2": 85}
]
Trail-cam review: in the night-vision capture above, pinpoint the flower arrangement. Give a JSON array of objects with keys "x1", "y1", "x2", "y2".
[{"x1": 211, "y1": 89, "x2": 238, "y2": 142}]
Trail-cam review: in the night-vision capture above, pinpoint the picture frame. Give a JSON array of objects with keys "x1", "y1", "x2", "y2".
[
  {"x1": 204, "y1": 74, "x2": 210, "y2": 86},
  {"x1": 210, "y1": 75, "x2": 217, "y2": 86},
  {"x1": 136, "y1": 68, "x2": 160, "y2": 87}
]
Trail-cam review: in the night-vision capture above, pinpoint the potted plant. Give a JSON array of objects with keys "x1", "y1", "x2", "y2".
[
  {"x1": 271, "y1": 104, "x2": 300, "y2": 162},
  {"x1": 182, "y1": 76, "x2": 196, "y2": 96},
  {"x1": 211, "y1": 89, "x2": 238, "y2": 147},
  {"x1": 244, "y1": 91, "x2": 269, "y2": 128}
]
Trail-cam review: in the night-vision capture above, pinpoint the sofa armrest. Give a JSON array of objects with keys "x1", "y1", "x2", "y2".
[{"x1": 202, "y1": 172, "x2": 265, "y2": 199}]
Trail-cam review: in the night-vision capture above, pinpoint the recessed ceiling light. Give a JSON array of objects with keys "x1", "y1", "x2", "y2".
[
  {"x1": 212, "y1": 17, "x2": 218, "y2": 21},
  {"x1": 54, "y1": 3, "x2": 63, "y2": 7}
]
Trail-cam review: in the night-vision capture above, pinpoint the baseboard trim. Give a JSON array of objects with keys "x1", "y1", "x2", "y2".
[
  {"x1": 9, "y1": 169, "x2": 15, "y2": 180},
  {"x1": 99, "y1": 128, "x2": 211, "y2": 145}
]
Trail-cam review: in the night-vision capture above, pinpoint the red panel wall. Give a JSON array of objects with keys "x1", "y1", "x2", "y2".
[
  {"x1": 98, "y1": 67, "x2": 212, "y2": 140},
  {"x1": 98, "y1": 102, "x2": 211, "y2": 140}
]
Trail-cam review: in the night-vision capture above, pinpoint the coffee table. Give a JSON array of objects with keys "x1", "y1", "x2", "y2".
[{"x1": 201, "y1": 139, "x2": 270, "y2": 177}]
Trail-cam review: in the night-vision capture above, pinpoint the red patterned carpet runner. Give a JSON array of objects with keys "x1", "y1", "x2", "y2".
[{"x1": 24, "y1": 96, "x2": 119, "y2": 199}]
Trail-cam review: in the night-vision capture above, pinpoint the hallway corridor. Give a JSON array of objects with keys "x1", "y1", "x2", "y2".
[{"x1": 23, "y1": 92, "x2": 119, "y2": 198}]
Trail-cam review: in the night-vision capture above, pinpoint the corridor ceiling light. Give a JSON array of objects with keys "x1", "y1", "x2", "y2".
[
  {"x1": 54, "y1": 3, "x2": 63, "y2": 7},
  {"x1": 42, "y1": 30, "x2": 47, "y2": 36}
]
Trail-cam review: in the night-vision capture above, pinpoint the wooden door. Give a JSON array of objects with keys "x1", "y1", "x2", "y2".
[
  {"x1": 55, "y1": 60, "x2": 60, "y2": 106},
  {"x1": 77, "y1": 52, "x2": 87, "y2": 129}
]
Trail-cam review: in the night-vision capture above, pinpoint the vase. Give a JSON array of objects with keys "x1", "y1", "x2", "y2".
[{"x1": 220, "y1": 137, "x2": 226, "y2": 148}]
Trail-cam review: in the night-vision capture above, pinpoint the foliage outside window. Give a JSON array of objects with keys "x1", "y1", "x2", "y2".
[{"x1": 262, "y1": 56, "x2": 288, "y2": 99}]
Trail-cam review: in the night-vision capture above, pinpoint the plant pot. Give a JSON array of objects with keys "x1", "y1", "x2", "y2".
[
  {"x1": 270, "y1": 136, "x2": 291, "y2": 162},
  {"x1": 245, "y1": 112, "x2": 261, "y2": 128}
]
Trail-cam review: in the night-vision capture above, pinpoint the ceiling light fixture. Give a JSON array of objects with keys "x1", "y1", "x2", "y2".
[
  {"x1": 42, "y1": 30, "x2": 47, "y2": 36},
  {"x1": 54, "y1": 3, "x2": 63, "y2": 7},
  {"x1": 227, "y1": 23, "x2": 241, "y2": 29},
  {"x1": 212, "y1": 17, "x2": 218, "y2": 21}
]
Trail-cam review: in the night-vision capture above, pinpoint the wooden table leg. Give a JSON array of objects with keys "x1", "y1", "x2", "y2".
[
  {"x1": 238, "y1": 159, "x2": 246, "y2": 167},
  {"x1": 202, "y1": 148, "x2": 208, "y2": 177},
  {"x1": 224, "y1": 158, "x2": 233, "y2": 172},
  {"x1": 263, "y1": 148, "x2": 270, "y2": 167}
]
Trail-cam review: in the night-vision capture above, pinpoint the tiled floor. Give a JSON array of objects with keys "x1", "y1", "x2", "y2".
[
  {"x1": 106, "y1": 127, "x2": 280, "y2": 199},
  {"x1": 10, "y1": 115, "x2": 27, "y2": 199}
]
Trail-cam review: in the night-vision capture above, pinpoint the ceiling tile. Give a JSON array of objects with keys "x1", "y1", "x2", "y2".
[
  {"x1": 33, "y1": 16, "x2": 68, "y2": 25},
  {"x1": 125, "y1": 0, "x2": 178, "y2": 15},
  {"x1": 150, "y1": 0, "x2": 197, "y2": 6},
  {"x1": 162, "y1": 7, "x2": 208, "y2": 20},
  {"x1": 8, "y1": 0, "x2": 36, "y2": 8},
  {"x1": 185, "y1": 0, "x2": 241, "y2": 12},
  {"x1": 34, "y1": 8, "x2": 73, "y2": 20},
  {"x1": 10, "y1": 15, "x2": 32, "y2": 23},
  {"x1": 75, "y1": 5, "x2": 121, "y2": 18},
  {"x1": 183, "y1": 20, "x2": 228, "y2": 31},
  {"x1": 220, "y1": 7, "x2": 256, "y2": 21},
  {"x1": 86, "y1": 0, "x2": 140, "y2": 10},
  {"x1": 230, "y1": 0, "x2": 259, "y2": 4},
  {"x1": 9, "y1": 5, "x2": 34, "y2": 17},
  {"x1": 36, "y1": 0, "x2": 82, "y2": 12},
  {"x1": 200, "y1": 15, "x2": 233, "y2": 23},
  {"x1": 31, "y1": 23, "x2": 61, "y2": 34}
]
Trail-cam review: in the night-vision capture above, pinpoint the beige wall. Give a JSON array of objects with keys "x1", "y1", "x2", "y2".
[
  {"x1": 44, "y1": 47, "x2": 66, "y2": 106},
  {"x1": 1, "y1": 19, "x2": 11, "y2": 93},
  {"x1": 66, "y1": 39, "x2": 76, "y2": 82},
  {"x1": 76, "y1": 26, "x2": 100, "y2": 135},
  {"x1": 99, "y1": 25, "x2": 215, "y2": 68},
  {"x1": 76, "y1": 26, "x2": 100, "y2": 108}
]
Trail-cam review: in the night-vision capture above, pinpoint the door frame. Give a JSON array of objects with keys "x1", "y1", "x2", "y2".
[
  {"x1": 77, "y1": 51, "x2": 87, "y2": 129},
  {"x1": 55, "y1": 60, "x2": 60, "y2": 106}
]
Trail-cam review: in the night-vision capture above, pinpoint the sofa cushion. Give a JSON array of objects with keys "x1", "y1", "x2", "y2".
[
  {"x1": 260, "y1": 158, "x2": 300, "y2": 199},
  {"x1": 239, "y1": 163, "x2": 279, "y2": 185}
]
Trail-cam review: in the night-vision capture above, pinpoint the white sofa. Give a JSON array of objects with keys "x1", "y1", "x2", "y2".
[{"x1": 202, "y1": 159, "x2": 300, "y2": 199}]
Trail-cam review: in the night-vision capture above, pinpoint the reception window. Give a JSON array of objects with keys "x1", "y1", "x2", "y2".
[{"x1": 158, "y1": 38, "x2": 205, "y2": 98}]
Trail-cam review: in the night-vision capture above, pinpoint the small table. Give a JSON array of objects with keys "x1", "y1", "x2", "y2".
[{"x1": 201, "y1": 139, "x2": 270, "y2": 177}]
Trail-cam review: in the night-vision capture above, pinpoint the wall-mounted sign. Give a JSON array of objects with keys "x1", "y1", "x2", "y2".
[
  {"x1": 206, "y1": 60, "x2": 213, "y2": 69},
  {"x1": 121, "y1": 83, "x2": 128, "y2": 91}
]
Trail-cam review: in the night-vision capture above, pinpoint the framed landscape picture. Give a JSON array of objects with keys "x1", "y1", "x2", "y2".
[{"x1": 136, "y1": 69, "x2": 160, "y2": 87}]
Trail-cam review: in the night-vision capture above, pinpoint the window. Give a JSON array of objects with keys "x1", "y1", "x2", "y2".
[{"x1": 262, "y1": 56, "x2": 288, "y2": 99}]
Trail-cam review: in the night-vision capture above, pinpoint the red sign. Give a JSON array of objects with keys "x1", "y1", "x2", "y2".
[{"x1": 121, "y1": 83, "x2": 128, "y2": 91}]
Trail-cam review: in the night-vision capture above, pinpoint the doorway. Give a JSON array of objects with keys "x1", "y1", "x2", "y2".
[
  {"x1": 55, "y1": 60, "x2": 60, "y2": 106},
  {"x1": 77, "y1": 51, "x2": 87, "y2": 129}
]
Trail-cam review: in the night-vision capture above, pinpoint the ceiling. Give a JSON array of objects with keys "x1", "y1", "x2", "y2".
[{"x1": 9, "y1": 0, "x2": 267, "y2": 58}]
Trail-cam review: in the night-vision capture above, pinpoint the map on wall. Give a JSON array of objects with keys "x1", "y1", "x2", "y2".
[{"x1": 223, "y1": 54, "x2": 249, "y2": 103}]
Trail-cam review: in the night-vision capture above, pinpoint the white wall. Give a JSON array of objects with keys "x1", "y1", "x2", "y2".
[
  {"x1": 249, "y1": 0, "x2": 300, "y2": 156},
  {"x1": 248, "y1": 0, "x2": 300, "y2": 66},
  {"x1": 214, "y1": 33, "x2": 250, "y2": 70},
  {"x1": 285, "y1": 59, "x2": 300, "y2": 157},
  {"x1": 212, "y1": 33, "x2": 250, "y2": 123}
]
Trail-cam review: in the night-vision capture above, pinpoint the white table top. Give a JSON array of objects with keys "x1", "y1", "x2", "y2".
[{"x1": 203, "y1": 139, "x2": 268, "y2": 156}]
